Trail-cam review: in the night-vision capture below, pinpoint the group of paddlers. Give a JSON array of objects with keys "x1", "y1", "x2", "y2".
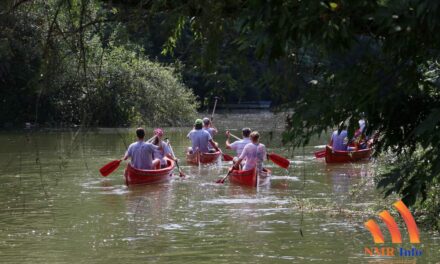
[
  {"x1": 122, "y1": 127, "x2": 175, "y2": 170},
  {"x1": 329, "y1": 117, "x2": 377, "y2": 151},
  {"x1": 123, "y1": 117, "x2": 267, "y2": 172}
]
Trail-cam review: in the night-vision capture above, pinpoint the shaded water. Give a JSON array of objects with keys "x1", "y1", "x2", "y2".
[{"x1": 0, "y1": 112, "x2": 438, "y2": 263}]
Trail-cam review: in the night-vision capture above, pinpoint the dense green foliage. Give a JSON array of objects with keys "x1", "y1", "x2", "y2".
[{"x1": 0, "y1": 0, "x2": 197, "y2": 127}]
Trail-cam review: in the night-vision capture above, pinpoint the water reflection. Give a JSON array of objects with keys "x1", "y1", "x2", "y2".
[{"x1": 324, "y1": 162, "x2": 372, "y2": 202}]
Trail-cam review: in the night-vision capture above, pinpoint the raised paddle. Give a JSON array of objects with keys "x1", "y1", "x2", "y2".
[
  {"x1": 100, "y1": 159, "x2": 122, "y2": 177},
  {"x1": 208, "y1": 96, "x2": 229, "y2": 160},
  {"x1": 216, "y1": 167, "x2": 234, "y2": 184},
  {"x1": 99, "y1": 135, "x2": 156, "y2": 177},
  {"x1": 228, "y1": 132, "x2": 291, "y2": 169},
  {"x1": 146, "y1": 135, "x2": 157, "y2": 143},
  {"x1": 314, "y1": 150, "x2": 326, "y2": 158},
  {"x1": 229, "y1": 133, "x2": 241, "y2": 141},
  {"x1": 210, "y1": 96, "x2": 220, "y2": 121},
  {"x1": 165, "y1": 138, "x2": 185, "y2": 177}
]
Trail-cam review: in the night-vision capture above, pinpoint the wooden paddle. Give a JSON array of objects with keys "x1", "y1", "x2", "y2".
[
  {"x1": 229, "y1": 133, "x2": 241, "y2": 140},
  {"x1": 208, "y1": 96, "x2": 232, "y2": 161},
  {"x1": 225, "y1": 133, "x2": 241, "y2": 160},
  {"x1": 216, "y1": 167, "x2": 233, "y2": 184},
  {"x1": 165, "y1": 138, "x2": 185, "y2": 177},
  {"x1": 210, "y1": 96, "x2": 219, "y2": 121},
  {"x1": 99, "y1": 135, "x2": 156, "y2": 177},
  {"x1": 229, "y1": 132, "x2": 291, "y2": 169},
  {"x1": 314, "y1": 150, "x2": 326, "y2": 158}
]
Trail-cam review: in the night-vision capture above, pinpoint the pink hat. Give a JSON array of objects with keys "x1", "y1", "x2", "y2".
[{"x1": 154, "y1": 128, "x2": 164, "y2": 137}]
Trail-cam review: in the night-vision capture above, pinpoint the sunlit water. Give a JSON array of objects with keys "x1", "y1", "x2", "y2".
[{"x1": 0, "y1": 112, "x2": 438, "y2": 263}]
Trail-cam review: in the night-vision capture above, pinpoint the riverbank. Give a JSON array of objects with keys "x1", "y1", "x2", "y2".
[{"x1": 1, "y1": 110, "x2": 288, "y2": 132}]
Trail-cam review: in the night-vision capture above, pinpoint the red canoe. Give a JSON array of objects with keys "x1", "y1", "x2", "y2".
[
  {"x1": 229, "y1": 167, "x2": 271, "y2": 187},
  {"x1": 124, "y1": 158, "x2": 175, "y2": 185},
  {"x1": 325, "y1": 145, "x2": 372, "y2": 163},
  {"x1": 186, "y1": 151, "x2": 221, "y2": 165}
]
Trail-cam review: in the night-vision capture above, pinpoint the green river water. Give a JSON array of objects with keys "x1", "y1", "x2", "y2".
[{"x1": 0, "y1": 112, "x2": 438, "y2": 263}]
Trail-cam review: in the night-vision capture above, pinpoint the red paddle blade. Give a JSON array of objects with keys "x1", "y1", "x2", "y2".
[
  {"x1": 216, "y1": 169, "x2": 233, "y2": 184},
  {"x1": 99, "y1": 160, "x2": 121, "y2": 177},
  {"x1": 314, "y1": 150, "x2": 326, "y2": 158},
  {"x1": 215, "y1": 178, "x2": 225, "y2": 184},
  {"x1": 222, "y1": 153, "x2": 234, "y2": 161},
  {"x1": 268, "y1": 153, "x2": 290, "y2": 169}
]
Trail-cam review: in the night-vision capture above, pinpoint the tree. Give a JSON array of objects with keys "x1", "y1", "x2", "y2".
[{"x1": 0, "y1": 0, "x2": 198, "y2": 126}]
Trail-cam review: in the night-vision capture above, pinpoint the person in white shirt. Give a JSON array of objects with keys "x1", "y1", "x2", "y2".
[
  {"x1": 187, "y1": 119, "x2": 219, "y2": 154},
  {"x1": 233, "y1": 131, "x2": 266, "y2": 172},
  {"x1": 225, "y1": 128, "x2": 252, "y2": 157},
  {"x1": 151, "y1": 128, "x2": 174, "y2": 168},
  {"x1": 123, "y1": 128, "x2": 161, "y2": 170}
]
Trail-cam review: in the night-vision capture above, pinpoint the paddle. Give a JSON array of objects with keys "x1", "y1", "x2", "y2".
[
  {"x1": 229, "y1": 133, "x2": 241, "y2": 141},
  {"x1": 146, "y1": 135, "x2": 157, "y2": 143},
  {"x1": 267, "y1": 153, "x2": 290, "y2": 169},
  {"x1": 229, "y1": 132, "x2": 291, "y2": 169},
  {"x1": 99, "y1": 159, "x2": 122, "y2": 177},
  {"x1": 216, "y1": 167, "x2": 233, "y2": 184},
  {"x1": 99, "y1": 135, "x2": 156, "y2": 177},
  {"x1": 314, "y1": 150, "x2": 326, "y2": 158},
  {"x1": 210, "y1": 96, "x2": 220, "y2": 121},
  {"x1": 222, "y1": 153, "x2": 234, "y2": 161},
  {"x1": 209, "y1": 96, "x2": 231, "y2": 161},
  {"x1": 225, "y1": 133, "x2": 241, "y2": 160},
  {"x1": 165, "y1": 138, "x2": 185, "y2": 177}
]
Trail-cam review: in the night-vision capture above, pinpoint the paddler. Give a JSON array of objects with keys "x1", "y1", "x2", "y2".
[
  {"x1": 203, "y1": 117, "x2": 219, "y2": 150},
  {"x1": 151, "y1": 128, "x2": 175, "y2": 168},
  {"x1": 202, "y1": 117, "x2": 218, "y2": 138},
  {"x1": 123, "y1": 128, "x2": 161, "y2": 169},
  {"x1": 233, "y1": 131, "x2": 266, "y2": 172},
  {"x1": 225, "y1": 128, "x2": 252, "y2": 156},
  {"x1": 329, "y1": 122, "x2": 349, "y2": 151},
  {"x1": 354, "y1": 115, "x2": 367, "y2": 149},
  {"x1": 187, "y1": 119, "x2": 220, "y2": 154},
  {"x1": 225, "y1": 128, "x2": 252, "y2": 168}
]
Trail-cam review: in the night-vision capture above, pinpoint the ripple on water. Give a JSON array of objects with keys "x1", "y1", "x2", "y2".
[
  {"x1": 158, "y1": 223, "x2": 187, "y2": 230},
  {"x1": 270, "y1": 175, "x2": 300, "y2": 181},
  {"x1": 81, "y1": 179, "x2": 129, "y2": 195},
  {"x1": 98, "y1": 187, "x2": 129, "y2": 195},
  {"x1": 201, "y1": 197, "x2": 290, "y2": 205}
]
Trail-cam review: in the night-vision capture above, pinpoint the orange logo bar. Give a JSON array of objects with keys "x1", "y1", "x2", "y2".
[
  {"x1": 379, "y1": 210, "x2": 402, "y2": 243},
  {"x1": 364, "y1": 219, "x2": 384, "y2": 243},
  {"x1": 393, "y1": 200, "x2": 420, "y2": 243},
  {"x1": 364, "y1": 200, "x2": 420, "y2": 244}
]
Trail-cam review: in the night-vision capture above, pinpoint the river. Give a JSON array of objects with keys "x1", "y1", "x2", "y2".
[{"x1": 0, "y1": 112, "x2": 438, "y2": 263}]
